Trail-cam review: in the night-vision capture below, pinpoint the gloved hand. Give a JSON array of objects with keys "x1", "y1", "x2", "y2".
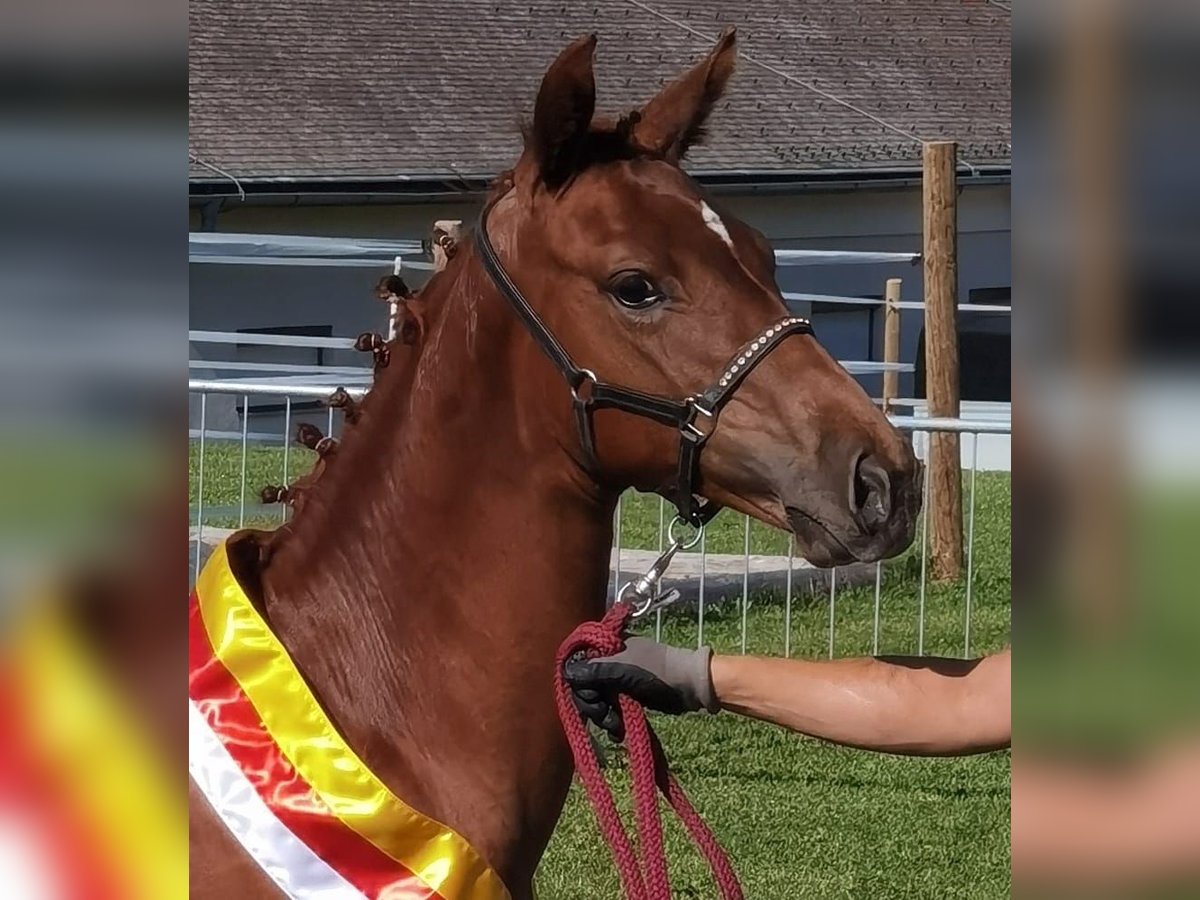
[{"x1": 563, "y1": 638, "x2": 717, "y2": 741}]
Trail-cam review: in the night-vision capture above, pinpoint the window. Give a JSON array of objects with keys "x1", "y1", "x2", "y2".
[
  {"x1": 235, "y1": 325, "x2": 334, "y2": 415},
  {"x1": 803, "y1": 295, "x2": 882, "y2": 370},
  {"x1": 915, "y1": 288, "x2": 1010, "y2": 402},
  {"x1": 967, "y1": 286, "x2": 1011, "y2": 306},
  {"x1": 235, "y1": 324, "x2": 332, "y2": 367}
]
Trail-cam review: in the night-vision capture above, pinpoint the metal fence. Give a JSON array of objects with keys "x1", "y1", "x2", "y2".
[
  {"x1": 188, "y1": 380, "x2": 1010, "y2": 661},
  {"x1": 191, "y1": 226, "x2": 1012, "y2": 659},
  {"x1": 610, "y1": 415, "x2": 1010, "y2": 660}
]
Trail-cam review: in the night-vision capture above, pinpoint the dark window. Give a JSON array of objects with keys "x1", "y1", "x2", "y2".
[
  {"x1": 235, "y1": 324, "x2": 332, "y2": 367},
  {"x1": 805, "y1": 295, "x2": 881, "y2": 365},
  {"x1": 967, "y1": 286, "x2": 1012, "y2": 306},
  {"x1": 915, "y1": 287, "x2": 1011, "y2": 402},
  {"x1": 235, "y1": 325, "x2": 333, "y2": 415}
]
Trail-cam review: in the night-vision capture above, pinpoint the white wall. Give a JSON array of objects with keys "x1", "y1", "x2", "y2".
[{"x1": 911, "y1": 401, "x2": 1012, "y2": 473}]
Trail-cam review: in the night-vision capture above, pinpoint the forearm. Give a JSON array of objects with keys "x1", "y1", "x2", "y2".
[{"x1": 710, "y1": 652, "x2": 1010, "y2": 756}]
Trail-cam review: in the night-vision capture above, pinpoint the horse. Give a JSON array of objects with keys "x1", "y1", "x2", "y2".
[{"x1": 189, "y1": 29, "x2": 921, "y2": 900}]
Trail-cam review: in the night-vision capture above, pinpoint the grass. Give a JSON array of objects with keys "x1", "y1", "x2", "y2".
[
  {"x1": 542, "y1": 724, "x2": 1009, "y2": 899},
  {"x1": 538, "y1": 595, "x2": 1010, "y2": 899},
  {"x1": 188, "y1": 440, "x2": 318, "y2": 528},
  {"x1": 538, "y1": 473, "x2": 1011, "y2": 899},
  {"x1": 188, "y1": 441, "x2": 1011, "y2": 898}
]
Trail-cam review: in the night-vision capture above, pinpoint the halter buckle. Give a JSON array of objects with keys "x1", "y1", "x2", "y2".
[
  {"x1": 570, "y1": 368, "x2": 598, "y2": 404},
  {"x1": 681, "y1": 396, "x2": 715, "y2": 442}
]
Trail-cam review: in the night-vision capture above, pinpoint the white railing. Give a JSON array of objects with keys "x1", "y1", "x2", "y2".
[{"x1": 188, "y1": 380, "x2": 1010, "y2": 660}]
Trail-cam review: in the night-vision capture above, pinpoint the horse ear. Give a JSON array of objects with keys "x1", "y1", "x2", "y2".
[
  {"x1": 529, "y1": 34, "x2": 598, "y2": 188},
  {"x1": 633, "y1": 27, "x2": 737, "y2": 161}
]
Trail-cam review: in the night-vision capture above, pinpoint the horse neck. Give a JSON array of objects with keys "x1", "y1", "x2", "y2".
[{"x1": 257, "y1": 236, "x2": 615, "y2": 889}]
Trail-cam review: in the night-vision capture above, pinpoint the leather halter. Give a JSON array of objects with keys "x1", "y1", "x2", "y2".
[{"x1": 474, "y1": 197, "x2": 814, "y2": 527}]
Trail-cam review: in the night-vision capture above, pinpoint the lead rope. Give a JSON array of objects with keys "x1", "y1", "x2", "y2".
[{"x1": 553, "y1": 602, "x2": 744, "y2": 900}]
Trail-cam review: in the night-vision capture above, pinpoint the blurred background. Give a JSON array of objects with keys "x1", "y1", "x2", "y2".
[
  {"x1": 1014, "y1": 0, "x2": 1200, "y2": 895},
  {"x1": 0, "y1": 0, "x2": 185, "y2": 895},
  {"x1": 2, "y1": 0, "x2": 1200, "y2": 894}
]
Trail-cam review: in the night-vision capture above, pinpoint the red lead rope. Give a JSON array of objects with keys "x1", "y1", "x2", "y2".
[{"x1": 553, "y1": 603, "x2": 744, "y2": 900}]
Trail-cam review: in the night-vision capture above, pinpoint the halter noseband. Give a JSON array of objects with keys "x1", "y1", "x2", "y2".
[{"x1": 473, "y1": 198, "x2": 813, "y2": 527}]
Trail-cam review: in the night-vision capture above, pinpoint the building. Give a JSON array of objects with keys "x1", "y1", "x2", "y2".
[{"x1": 189, "y1": 0, "x2": 1011, "y2": 411}]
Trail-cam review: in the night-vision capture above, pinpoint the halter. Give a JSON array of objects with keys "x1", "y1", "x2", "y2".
[{"x1": 474, "y1": 197, "x2": 814, "y2": 528}]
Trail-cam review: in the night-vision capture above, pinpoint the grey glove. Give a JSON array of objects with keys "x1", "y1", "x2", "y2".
[{"x1": 563, "y1": 638, "x2": 717, "y2": 741}]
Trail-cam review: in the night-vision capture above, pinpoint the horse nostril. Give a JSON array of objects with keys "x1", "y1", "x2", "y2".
[{"x1": 852, "y1": 455, "x2": 892, "y2": 530}]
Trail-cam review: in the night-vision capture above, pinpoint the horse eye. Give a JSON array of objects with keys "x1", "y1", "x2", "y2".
[{"x1": 609, "y1": 271, "x2": 665, "y2": 310}]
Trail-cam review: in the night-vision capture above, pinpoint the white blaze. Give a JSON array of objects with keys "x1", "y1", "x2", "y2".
[{"x1": 700, "y1": 200, "x2": 735, "y2": 250}]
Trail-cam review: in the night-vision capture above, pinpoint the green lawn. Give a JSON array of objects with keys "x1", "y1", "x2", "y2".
[
  {"x1": 189, "y1": 441, "x2": 1011, "y2": 898},
  {"x1": 539, "y1": 474, "x2": 1011, "y2": 899},
  {"x1": 539, "y1": 554, "x2": 1010, "y2": 899}
]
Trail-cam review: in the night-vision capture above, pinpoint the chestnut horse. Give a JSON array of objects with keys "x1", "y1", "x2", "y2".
[{"x1": 190, "y1": 30, "x2": 921, "y2": 899}]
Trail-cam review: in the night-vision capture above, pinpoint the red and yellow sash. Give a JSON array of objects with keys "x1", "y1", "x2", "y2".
[{"x1": 189, "y1": 541, "x2": 511, "y2": 900}]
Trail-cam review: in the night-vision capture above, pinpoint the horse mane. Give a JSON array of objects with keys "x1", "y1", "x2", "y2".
[
  {"x1": 254, "y1": 238, "x2": 471, "y2": 564},
  {"x1": 514, "y1": 111, "x2": 666, "y2": 194},
  {"x1": 257, "y1": 111, "x2": 671, "y2": 559}
]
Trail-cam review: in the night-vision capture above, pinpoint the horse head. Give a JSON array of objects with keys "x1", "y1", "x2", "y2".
[{"x1": 482, "y1": 30, "x2": 921, "y2": 566}]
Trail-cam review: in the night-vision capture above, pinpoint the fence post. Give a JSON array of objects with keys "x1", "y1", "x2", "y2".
[
  {"x1": 388, "y1": 256, "x2": 403, "y2": 341},
  {"x1": 923, "y1": 141, "x2": 963, "y2": 582},
  {"x1": 882, "y1": 277, "x2": 902, "y2": 414}
]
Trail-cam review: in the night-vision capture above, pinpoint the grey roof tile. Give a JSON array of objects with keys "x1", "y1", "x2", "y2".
[{"x1": 190, "y1": 0, "x2": 1010, "y2": 180}]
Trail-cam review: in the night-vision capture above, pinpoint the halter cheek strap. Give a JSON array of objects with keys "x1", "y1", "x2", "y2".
[
  {"x1": 670, "y1": 315, "x2": 814, "y2": 525},
  {"x1": 473, "y1": 198, "x2": 813, "y2": 527}
]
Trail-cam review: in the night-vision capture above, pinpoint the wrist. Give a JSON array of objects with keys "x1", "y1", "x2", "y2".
[
  {"x1": 709, "y1": 653, "x2": 729, "y2": 711},
  {"x1": 659, "y1": 642, "x2": 718, "y2": 713},
  {"x1": 709, "y1": 653, "x2": 752, "y2": 714}
]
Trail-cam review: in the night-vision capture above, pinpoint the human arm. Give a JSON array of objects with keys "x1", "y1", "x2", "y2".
[
  {"x1": 565, "y1": 640, "x2": 1010, "y2": 756},
  {"x1": 710, "y1": 649, "x2": 1010, "y2": 755}
]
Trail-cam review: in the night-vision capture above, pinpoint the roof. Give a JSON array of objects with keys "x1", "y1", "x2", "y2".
[{"x1": 189, "y1": 0, "x2": 1011, "y2": 186}]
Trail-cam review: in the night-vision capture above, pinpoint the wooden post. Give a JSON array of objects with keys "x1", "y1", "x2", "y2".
[
  {"x1": 882, "y1": 278, "x2": 902, "y2": 414},
  {"x1": 922, "y1": 141, "x2": 963, "y2": 582},
  {"x1": 388, "y1": 256, "x2": 403, "y2": 341},
  {"x1": 1062, "y1": 0, "x2": 1124, "y2": 633}
]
